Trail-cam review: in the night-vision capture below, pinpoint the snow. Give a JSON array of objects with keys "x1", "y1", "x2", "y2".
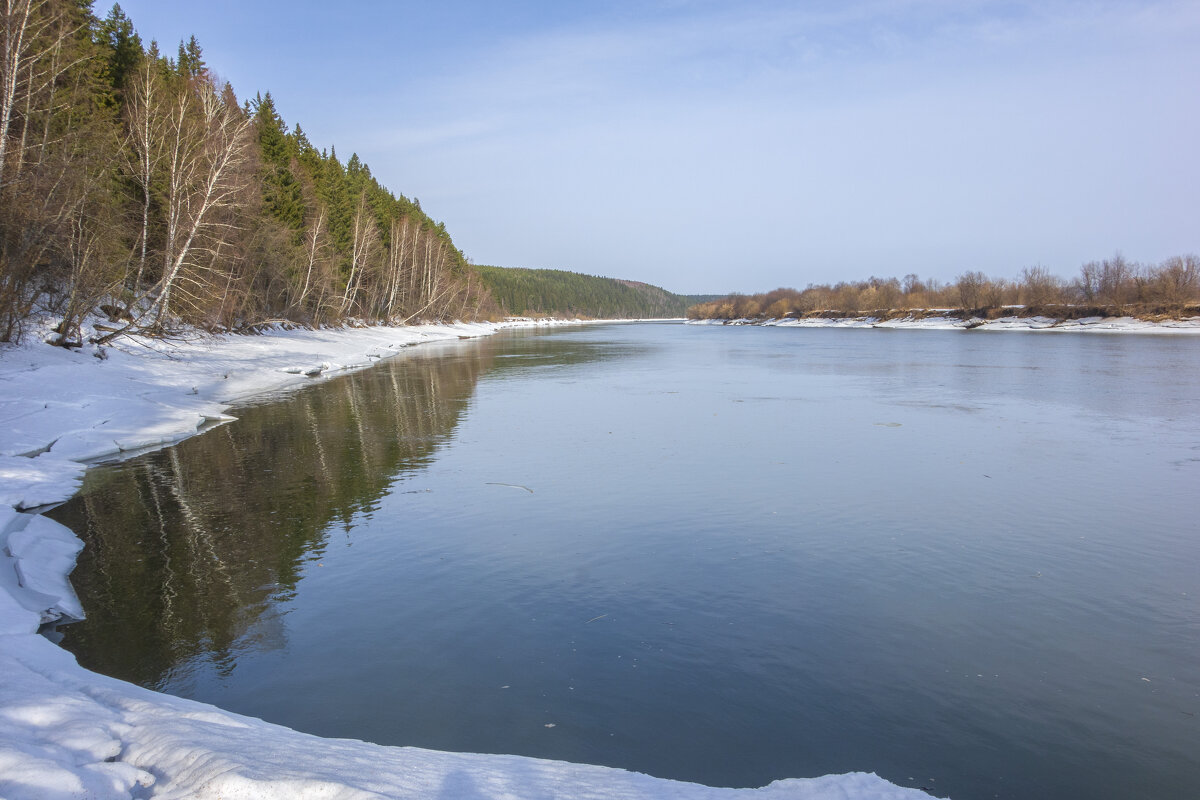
[
  {"x1": 688, "y1": 315, "x2": 1200, "y2": 333},
  {"x1": 0, "y1": 319, "x2": 937, "y2": 800}
]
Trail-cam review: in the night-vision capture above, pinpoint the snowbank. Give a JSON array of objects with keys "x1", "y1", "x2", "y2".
[
  {"x1": 687, "y1": 315, "x2": 1200, "y2": 333},
  {"x1": 0, "y1": 320, "x2": 935, "y2": 799}
]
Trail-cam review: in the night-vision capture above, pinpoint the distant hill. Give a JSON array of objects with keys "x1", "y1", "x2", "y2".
[{"x1": 472, "y1": 265, "x2": 719, "y2": 319}]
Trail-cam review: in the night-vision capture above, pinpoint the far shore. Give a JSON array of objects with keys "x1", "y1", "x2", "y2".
[{"x1": 687, "y1": 309, "x2": 1200, "y2": 334}]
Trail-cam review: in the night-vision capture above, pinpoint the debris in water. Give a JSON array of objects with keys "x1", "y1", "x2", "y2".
[
  {"x1": 585, "y1": 614, "x2": 608, "y2": 624},
  {"x1": 544, "y1": 723, "x2": 556, "y2": 728},
  {"x1": 486, "y1": 482, "x2": 534, "y2": 493}
]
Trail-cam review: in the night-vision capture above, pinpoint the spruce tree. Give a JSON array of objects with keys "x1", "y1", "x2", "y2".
[
  {"x1": 175, "y1": 35, "x2": 205, "y2": 78},
  {"x1": 253, "y1": 93, "x2": 305, "y2": 230},
  {"x1": 97, "y1": 4, "x2": 143, "y2": 96}
]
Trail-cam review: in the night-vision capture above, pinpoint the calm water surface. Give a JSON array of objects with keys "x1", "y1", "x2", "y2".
[{"x1": 52, "y1": 323, "x2": 1200, "y2": 799}]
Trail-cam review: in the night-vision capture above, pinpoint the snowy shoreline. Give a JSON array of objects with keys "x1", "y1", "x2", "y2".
[
  {"x1": 686, "y1": 314, "x2": 1200, "y2": 333},
  {"x1": 0, "y1": 320, "x2": 933, "y2": 800}
]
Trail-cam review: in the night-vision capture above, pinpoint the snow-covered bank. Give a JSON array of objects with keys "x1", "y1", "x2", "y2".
[
  {"x1": 1, "y1": 321, "x2": 935, "y2": 800},
  {"x1": 687, "y1": 314, "x2": 1200, "y2": 333}
]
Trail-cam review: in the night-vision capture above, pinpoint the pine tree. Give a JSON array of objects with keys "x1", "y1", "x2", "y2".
[
  {"x1": 175, "y1": 34, "x2": 205, "y2": 79},
  {"x1": 319, "y1": 146, "x2": 352, "y2": 256},
  {"x1": 253, "y1": 92, "x2": 289, "y2": 165},
  {"x1": 96, "y1": 3, "x2": 142, "y2": 95},
  {"x1": 291, "y1": 124, "x2": 318, "y2": 165},
  {"x1": 253, "y1": 92, "x2": 305, "y2": 229}
]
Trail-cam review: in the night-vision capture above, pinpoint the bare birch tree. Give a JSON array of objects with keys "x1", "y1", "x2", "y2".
[
  {"x1": 296, "y1": 204, "x2": 325, "y2": 308},
  {"x1": 100, "y1": 77, "x2": 252, "y2": 340},
  {"x1": 0, "y1": 0, "x2": 42, "y2": 191},
  {"x1": 121, "y1": 53, "x2": 168, "y2": 293},
  {"x1": 380, "y1": 213, "x2": 410, "y2": 318},
  {"x1": 338, "y1": 190, "x2": 379, "y2": 317}
]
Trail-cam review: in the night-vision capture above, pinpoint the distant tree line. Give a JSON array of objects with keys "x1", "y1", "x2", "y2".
[
  {"x1": 474, "y1": 265, "x2": 713, "y2": 319},
  {"x1": 687, "y1": 254, "x2": 1200, "y2": 320},
  {"x1": 0, "y1": 1, "x2": 495, "y2": 345}
]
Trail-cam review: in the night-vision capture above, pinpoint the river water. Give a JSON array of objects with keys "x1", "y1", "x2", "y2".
[{"x1": 51, "y1": 322, "x2": 1200, "y2": 799}]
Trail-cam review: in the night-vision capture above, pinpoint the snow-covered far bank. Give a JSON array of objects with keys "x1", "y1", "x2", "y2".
[
  {"x1": 686, "y1": 314, "x2": 1200, "y2": 333},
  {"x1": 0, "y1": 320, "x2": 937, "y2": 800}
]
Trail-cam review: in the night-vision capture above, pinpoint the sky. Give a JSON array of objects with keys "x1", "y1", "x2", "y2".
[{"x1": 108, "y1": 0, "x2": 1199, "y2": 294}]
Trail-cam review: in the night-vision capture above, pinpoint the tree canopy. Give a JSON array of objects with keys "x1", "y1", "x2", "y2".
[
  {"x1": 687, "y1": 256, "x2": 1200, "y2": 321},
  {"x1": 473, "y1": 265, "x2": 712, "y2": 319}
]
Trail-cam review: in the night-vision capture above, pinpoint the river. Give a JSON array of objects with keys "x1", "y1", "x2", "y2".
[{"x1": 50, "y1": 322, "x2": 1200, "y2": 799}]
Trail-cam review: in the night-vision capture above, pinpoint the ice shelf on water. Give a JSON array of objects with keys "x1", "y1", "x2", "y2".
[{"x1": 0, "y1": 317, "x2": 936, "y2": 800}]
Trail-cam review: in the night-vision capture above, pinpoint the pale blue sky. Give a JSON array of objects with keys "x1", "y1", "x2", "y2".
[{"x1": 110, "y1": 1, "x2": 1199, "y2": 294}]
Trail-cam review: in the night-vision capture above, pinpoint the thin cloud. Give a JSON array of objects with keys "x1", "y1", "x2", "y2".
[{"x1": 394, "y1": 0, "x2": 1198, "y2": 288}]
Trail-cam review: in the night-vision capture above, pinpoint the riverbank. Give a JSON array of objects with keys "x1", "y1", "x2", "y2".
[
  {"x1": 687, "y1": 313, "x2": 1200, "y2": 333},
  {"x1": 0, "y1": 320, "x2": 933, "y2": 800}
]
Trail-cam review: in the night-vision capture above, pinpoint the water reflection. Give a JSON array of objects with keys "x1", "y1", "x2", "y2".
[{"x1": 51, "y1": 339, "x2": 506, "y2": 688}]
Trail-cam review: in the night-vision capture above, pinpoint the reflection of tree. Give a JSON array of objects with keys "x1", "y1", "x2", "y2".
[
  {"x1": 50, "y1": 345, "x2": 492, "y2": 689},
  {"x1": 478, "y1": 330, "x2": 649, "y2": 377}
]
